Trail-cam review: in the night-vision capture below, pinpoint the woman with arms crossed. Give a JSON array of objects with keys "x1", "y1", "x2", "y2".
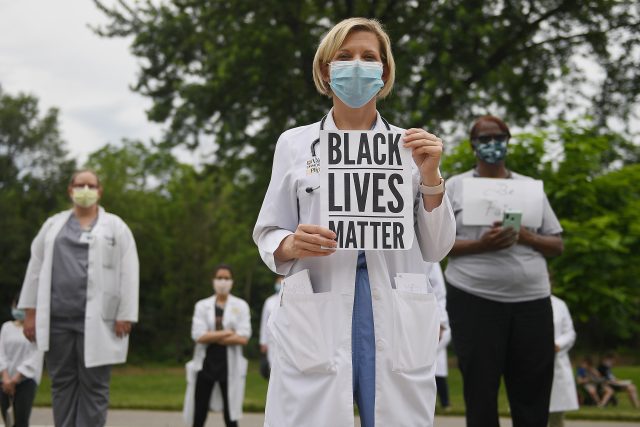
[{"x1": 253, "y1": 17, "x2": 455, "y2": 427}]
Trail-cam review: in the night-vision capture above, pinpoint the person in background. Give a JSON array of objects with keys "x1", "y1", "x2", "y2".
[
  {"x1": 598, "y1": 352, "x2": 639, "y2": 408},
  {"x1": 429, "y1": 262, "x2": 452, "y2": 412},
  {"x1": 445, "y1": 115, "x2": 564, "y2": 427},
  {"x1": 0, "y1": 297, "x2": 44, "y2": 427},
  {"x1": 548, "y1": 294, "x2": 579, "y2": 427},
  {"x1": 18, "y1": 169, "x2": 139, "y2": 427},
  {"x1": 259, "y1": 275, "x2": 284, "y2": 379},
  {"x1": 576, "y1": 357, "x2": 612, "y2": 407},
  {"x1": 183, "y1": 264, "x2": 251, "y2": 427}
]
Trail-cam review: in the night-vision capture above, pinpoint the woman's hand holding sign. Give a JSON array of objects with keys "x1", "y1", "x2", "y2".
[
  {"x1": 403, "y1": 128, "x2": 445, "y2": 211},
  {"x1": 275, "y1": 224, "x2": 337, "y2": 262}
]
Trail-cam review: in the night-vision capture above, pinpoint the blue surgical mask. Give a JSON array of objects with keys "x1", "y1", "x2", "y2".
[
  {"x1": 473, "y1": 140, "x2": 508, "y2": 164},
  {"x1": 12, "y1": 308, "x2": 25, "y2": 321},
  {"x1": 330, "y1": 60, "x2": 384, "y2": 109},
  {"x1": 274, "y1": 282, "x2": 282, "y2": 293}
]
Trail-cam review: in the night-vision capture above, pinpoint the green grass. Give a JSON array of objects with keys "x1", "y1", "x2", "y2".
[{"x1": 34, "y1": 362, "x2": 640, "y2": 421}]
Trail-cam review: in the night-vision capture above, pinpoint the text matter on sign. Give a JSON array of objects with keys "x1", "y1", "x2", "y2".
[{"x1": 320, "y1": 130, "x2": 414, "y2": 250}]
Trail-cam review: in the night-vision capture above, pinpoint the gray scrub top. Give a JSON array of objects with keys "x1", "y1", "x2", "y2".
[
  {"x1": 50, "y1": 215, "x2": 96, "y2": 319},
  {"x1": 444, "y1": 169, "x2": 563, "y2": 303}
]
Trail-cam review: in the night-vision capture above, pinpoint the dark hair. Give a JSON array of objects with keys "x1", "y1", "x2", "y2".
[
  {"x1": 69, "y1": 169, "x2": 101, "y2": 187},
  {"x1": 213, "y1": 264, "x2": 234, "y2": 278},
  {"x1": 469, "y1": 115, "x2": 511, "y2": 140}
]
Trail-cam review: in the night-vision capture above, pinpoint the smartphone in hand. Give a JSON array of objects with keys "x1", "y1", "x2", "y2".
[{"x1": 502, "y1": 209, "x2": 522, "y2": 232}]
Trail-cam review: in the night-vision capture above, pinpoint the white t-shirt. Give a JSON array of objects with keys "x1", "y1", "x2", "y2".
[
  {"x1": 444, "y1": 169, "x2": 563, "y2": 302},
  {"x1": 0, "y1": 321, "x2": 44, "y2": 384}
]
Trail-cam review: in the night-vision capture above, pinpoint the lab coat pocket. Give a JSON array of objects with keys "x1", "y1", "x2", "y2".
[
  {"x1": 392, "y1": 290, "x2": 439, "y2": 372},
  {"x1": 101, "y1": 235, "x2": 117, "y2": 269},
  {"x1": 102, "y1": 292, "x2": 120, "y2": 321},
  {"x1": 273, "y1": 292, "x2": 336, "y2": 374}
]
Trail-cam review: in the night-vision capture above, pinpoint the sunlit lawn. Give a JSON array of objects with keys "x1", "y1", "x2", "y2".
[{"x1": 34, "y1": 362, "x2": 640, "y2": 421}]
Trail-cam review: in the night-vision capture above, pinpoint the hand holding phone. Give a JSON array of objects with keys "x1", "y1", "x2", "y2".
[{"x1": 502, "y1": 209, "x2": 522, "y2": 232}]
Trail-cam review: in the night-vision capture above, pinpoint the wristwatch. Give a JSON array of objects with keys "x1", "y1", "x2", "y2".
[{"x1": 419, "y1": 177, "x2": 445, "y2": 195}]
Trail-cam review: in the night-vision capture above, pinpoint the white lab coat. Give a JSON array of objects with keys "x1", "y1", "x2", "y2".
[
  {"x1": 253, "y1": 110, "x2": 456, "y2": 427},
  {"x1": 549, "y1": 295, "x2": 579, "y2": 413},
  {"x1": 259, "y1": 293, "x2": 279, "y2": 364},
  {"x1": 183, "y1": 294, "x2": 251, "y2": 426},
  {"x1": 428, "y1": 263, "x2": 450, "y2": 378},
  {"x1": 18, "y1": 207, "x2": 139, "y2": 367}
]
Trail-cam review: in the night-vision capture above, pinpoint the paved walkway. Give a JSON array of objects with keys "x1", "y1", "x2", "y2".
[{"x1": 28, "y1": 408, "x2": 640, "y2": 427}]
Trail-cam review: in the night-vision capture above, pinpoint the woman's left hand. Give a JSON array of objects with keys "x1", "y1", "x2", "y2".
[
  {"x1": 403, "y1": 128, "x2": 443, "y2": 184},
  {"x1": 114, "y1": 320, "x2": 132, "y2": 338}
]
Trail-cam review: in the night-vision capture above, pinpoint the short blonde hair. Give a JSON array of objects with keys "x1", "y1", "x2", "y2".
[{"x1": 313, "y1": 18, "x2": 396, "y2": 99}]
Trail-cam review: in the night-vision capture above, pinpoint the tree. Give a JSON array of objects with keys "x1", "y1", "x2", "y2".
[
  {"x1": 441, "y1": 120, "x2": 640, "y2": 349},
  {"x1": 93, "y1": 0, "x2": 640, "y2": 190},
  {"x1": 0, "y1": 87, "x2": 75, "y2": 316}
]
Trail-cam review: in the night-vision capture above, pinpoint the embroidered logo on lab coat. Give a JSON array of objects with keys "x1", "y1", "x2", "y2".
[{"x1": 306, "y1": 157, "x2": 320, "y2": 175}]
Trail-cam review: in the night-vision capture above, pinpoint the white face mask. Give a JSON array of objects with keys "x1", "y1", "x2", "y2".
[
  {"x1": 72, "y1": 186, "x2": 99, "y2": 208},
  {"x1": 213, "y1": 278, "x2": 233, "y2": 295}
]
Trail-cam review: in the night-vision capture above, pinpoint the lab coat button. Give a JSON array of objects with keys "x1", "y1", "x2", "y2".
[
  {"x1": 372, "y1": 288, "x2": 381, "y2": 300},
  {"x1": 376, "y1": 339, "x2": 385, "y2": 351}
]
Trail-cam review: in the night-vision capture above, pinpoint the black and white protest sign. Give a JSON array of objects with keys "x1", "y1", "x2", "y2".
[{"x1": 320, "y1": 130, "x2": 414, "y2": 250}]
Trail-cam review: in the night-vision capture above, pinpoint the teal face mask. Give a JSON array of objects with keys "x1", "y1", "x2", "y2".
[
  {"x1": 12, "y1": 308, "x2": 25, "y2": 321},
  {"x1": 473, "y1": 140, "x2": 508, "y2": 164},
  {"x1": 329, "y1": 60, "x2": 384, "y2": 109}
]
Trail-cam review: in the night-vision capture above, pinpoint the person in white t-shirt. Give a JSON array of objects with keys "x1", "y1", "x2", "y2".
[
  {"x1": 0, "y1": 297, "x2": 44, "y2": 427},
  {"x1": 445, "y1": 115, "x2": 564, "y2": 427}
]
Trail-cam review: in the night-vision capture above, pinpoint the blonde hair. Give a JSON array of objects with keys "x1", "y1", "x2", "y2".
[{"x1": 312, "y1": 18, "x2": 396, "y2": 99}]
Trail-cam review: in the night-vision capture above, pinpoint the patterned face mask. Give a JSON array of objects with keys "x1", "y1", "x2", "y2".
[{"x1": 473, "y1": 139, "x2": 508, "y2": 164}]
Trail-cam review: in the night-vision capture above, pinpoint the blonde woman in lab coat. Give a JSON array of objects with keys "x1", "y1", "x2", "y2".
[{"x1": 253, "y1": 17, "x2": 456, "y2": 427}]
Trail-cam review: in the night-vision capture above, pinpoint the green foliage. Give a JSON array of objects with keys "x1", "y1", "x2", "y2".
[
  {"x1": 0, "y1": 87, "x2": 75, "y2": 317},
  {"x1": 443, "y1": 120, "x2": 640, "y2": 350},
  {"x1": 33, "y1": 363, "x2": 640, "y2": 421},
  {"x1": 93, "y1": 0, "x2": 640, "y2": 188}
]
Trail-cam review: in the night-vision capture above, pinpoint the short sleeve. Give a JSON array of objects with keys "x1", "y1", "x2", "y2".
[{"x1": 539, "y1": 193, "x2": 563, "y2": 235}]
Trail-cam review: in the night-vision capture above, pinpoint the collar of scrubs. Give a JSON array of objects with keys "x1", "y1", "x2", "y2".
[
  {"x1": 64, "y1": 206, "x2": 107, "y2": 234},
  {"x1": 472, "y1": 167, "x2": 512, "y2": 179},
  {"x1": 324, "y1": 107, "x2": 386, "y2": 132}
]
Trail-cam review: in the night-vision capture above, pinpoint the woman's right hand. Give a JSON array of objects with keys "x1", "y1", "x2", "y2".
[
  {"x1": 275, "y1": 224, "x2": 337, "y2": 262},
  {"x1": 479, "y1": 222, "x2": 518, "y2": 252},
  {"x1": 1, "y1": 377, "x2": 15, "y2": 396},
  {"x1": 23, "y1": 308, "x2": 36, "y2": 342}
]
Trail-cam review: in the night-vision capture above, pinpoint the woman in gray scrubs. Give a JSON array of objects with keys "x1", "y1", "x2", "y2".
[
  {"x1": 19, "y1": 170, "x2": 139, "y2": 427},
  {"x1": 445, "y1": 115, "x2": 564, "y2": 427}
]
